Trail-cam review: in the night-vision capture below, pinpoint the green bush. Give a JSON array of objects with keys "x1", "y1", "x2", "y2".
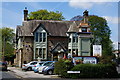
[
  {"x1": 70, "y1": 64, "x2": 119, "y2": 78},
  {"x1": 98, "y1": 56, "x2": 118, "y2": 66},
  {"x1": 54, "y1": 59, "x2": 74, "y2": 78},
  {"x1": 54, "y1": 60, "x2": 119, "y2": 78},
  {"x1": 70, "y1": 64, "x2": 118, "y2": 78}
]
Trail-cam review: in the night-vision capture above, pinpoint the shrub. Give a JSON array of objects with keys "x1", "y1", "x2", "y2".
[
  {"x1": 98, "y1": 56, "x2": 118, "y2": 66},
  {"x1": 54, "y1": 59, "x2": 74, "y2": 77},
  {"x1": 55, "y1": 60, "x2": 119, "y2": 78},
  {"x1": 70, "y1": 64, "x2": 119, "y2": 78}
]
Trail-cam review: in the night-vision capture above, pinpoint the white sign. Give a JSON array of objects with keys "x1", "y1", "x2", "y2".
[
  {"x1": 67, "y1": 71, "x2": 80, "y2": 73},
  {"x1": 93, "y1": 45, "x2": 102, "y2": 57},
  {"x1": 83, "y1": 57, "x2": 97, "y2": 64}
]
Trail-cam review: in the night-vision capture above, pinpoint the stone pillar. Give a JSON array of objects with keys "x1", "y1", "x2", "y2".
[
  {"x1": 71, "y1": 34, "x2": 73, "y2": 57},
  {"x1": 19, "y1": 50, "x2": 22, "y2": 67}
]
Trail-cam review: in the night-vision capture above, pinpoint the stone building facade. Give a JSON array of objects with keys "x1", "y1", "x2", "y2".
[{"x1": 14, "y1": 8, "x2": 92, "y2": 67}]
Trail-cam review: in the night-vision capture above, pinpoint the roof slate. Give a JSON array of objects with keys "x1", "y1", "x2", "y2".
[
  {"x1": 17, "y1": 20, "x2": 81, "y2": 37},
  {"x1": 67, "y1": 21, "x2": 79, "y2": 32}
]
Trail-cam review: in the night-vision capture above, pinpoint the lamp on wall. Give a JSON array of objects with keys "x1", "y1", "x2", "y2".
[{"x1": 37, "y1": 57, "x2": 41, "y2": 61}]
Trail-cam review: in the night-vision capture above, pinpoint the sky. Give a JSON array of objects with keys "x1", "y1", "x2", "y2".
[{"x1": 1, "y1": 0, "x2": 119, "y2": 49}]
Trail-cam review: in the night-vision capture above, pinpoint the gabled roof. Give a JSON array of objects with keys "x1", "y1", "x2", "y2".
[
  {"x1": 50, "y1": 43, "x2": 67, "y2": 53},
  {"x1": 67, "y1": 21, "x2": 79, "y2": 33},
  {"x1": 17, "y1": 20, "x2": 81, "y2": 37},
  {"x1": 32, "y1": 23, "x2": 49, "y2": 33}
]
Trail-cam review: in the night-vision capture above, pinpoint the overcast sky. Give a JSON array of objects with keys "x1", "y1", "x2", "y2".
[{"x1": 1, "y1": 0, "x2": 119, "y2": 49}]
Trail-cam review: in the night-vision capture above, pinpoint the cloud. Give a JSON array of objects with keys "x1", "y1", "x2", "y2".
[
  {"x1": 68, "y1": 0, "x2": 98, "y2": 9},
  {"x1": 102, "y1": 16, "x2": 118, "y2": 24},
  {"x1": 69, "y1": 0, "x2": 119, "y2": 2},
  {"x1": 69, "y1": 2, "x2": 93, "y2": 9},
  {"x1": 68, "y1": 0, "x2": 119, "y2": 9}
]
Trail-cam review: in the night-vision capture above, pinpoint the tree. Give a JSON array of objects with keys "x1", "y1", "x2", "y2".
[
  {"x1": 28, "y1": 9, "x2": 65, "y2": 20},
  {"x1": 0, "y1": 27, "x2": 15, "y2": 61},
  {"x1": 70, "y1": 15, "x2": 113, "y2": 57},
  {"x1": 89, "y1": 15, "x2": 113, "y2": 56}
]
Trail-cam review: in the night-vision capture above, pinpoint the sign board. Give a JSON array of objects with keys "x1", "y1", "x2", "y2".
[
  {"x1": 73, "y1": 57, "x2": 83, "y2": 65},
  {"x1": 73, "y1": 57, "x2": 97, "y2": 64},
  {"x1": 93, "y1": 45, "x2": 102, "y2": 57},
  {"x1": 67, "y1": 71, "x2": 80, "y2": 73},
  {"x1": 83, "y1": 57, "x2": 97, "y2": 64}
]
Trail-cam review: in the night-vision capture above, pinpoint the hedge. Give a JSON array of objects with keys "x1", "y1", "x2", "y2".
[
  {"x1": 70, "y1": 64, "x2": 119, "y2": 78},
  {"x1": 54, "y1": 59, "x2": 74, "y2": 78},
  {"x1": 54, "y1": 60, "x2": 119, "y2": 78}
]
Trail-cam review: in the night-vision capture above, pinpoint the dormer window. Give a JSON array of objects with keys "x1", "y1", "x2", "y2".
[{"x1": 82, "y1": 28, "x2": 87, "y2": 32}]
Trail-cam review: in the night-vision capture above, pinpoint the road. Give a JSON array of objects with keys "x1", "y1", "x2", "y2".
[{"x1": 1, "y1": 71, "x2": 22, "y2": 80}]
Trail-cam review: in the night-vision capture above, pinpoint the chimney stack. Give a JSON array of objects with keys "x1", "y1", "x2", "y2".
[
  {"x1": 24, "y1": 7, "x2": 28, "y2": 21},
  {"x1": 83, "y1": 10, "x2": 88, "y2": 23}
]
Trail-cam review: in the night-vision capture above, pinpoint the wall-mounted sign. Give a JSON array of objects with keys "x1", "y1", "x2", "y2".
[
  {"x1": 73, "y1": 57, "x2": 83, "y2": 65},
  {"x1": 93, "y1": 45, "x2": 102, "y2": 57},
  {"x1": 73, "y1": 57, "x2": 97, "y2": 65},
  {"x1": 83, "y1": 57, "x2": 97, "y2": 64}
]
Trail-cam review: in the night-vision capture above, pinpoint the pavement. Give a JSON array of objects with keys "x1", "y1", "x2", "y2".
[{"x1": 8, "y1": 67, "x2": 59, "y2": 79}]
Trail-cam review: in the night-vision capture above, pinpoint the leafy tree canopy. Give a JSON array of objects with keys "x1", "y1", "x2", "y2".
[
  {"x1": 28, "y1": 9, "x2": 65, "y2": 20},
  {"x1": 0, "y1": 27, "x2": 15, "y2": 61},
  {"x1": 1, "y1": 27, "x2": 15, "y2": 43},
  {"x1": 88, "y1": 15, "x2": 113, "y2": 56}
]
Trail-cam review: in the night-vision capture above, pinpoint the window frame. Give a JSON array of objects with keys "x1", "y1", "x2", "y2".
[
  {"x1": 35, "y1": 32, "x2": 39, "y2": 42},
  {"x1": 81, "y1": 28, "x2": 87, "y2": 32}
]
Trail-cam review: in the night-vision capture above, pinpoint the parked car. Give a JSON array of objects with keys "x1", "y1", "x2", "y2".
[
  {"x1": 32, "y1": 61, "x2": 45, "y2": 73},
  {"x1": 22, "y1": 61, "x2": 38, "y2": 71},
  {"x1": 0, "y1": 61, "x2": 7, "y2": 71},
  {"x1": 38, "y1": 61, "x2": 56, "y2": 74},
  {"x1": 42, "y1": 62, "x2": 55, "y2": 75}
]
